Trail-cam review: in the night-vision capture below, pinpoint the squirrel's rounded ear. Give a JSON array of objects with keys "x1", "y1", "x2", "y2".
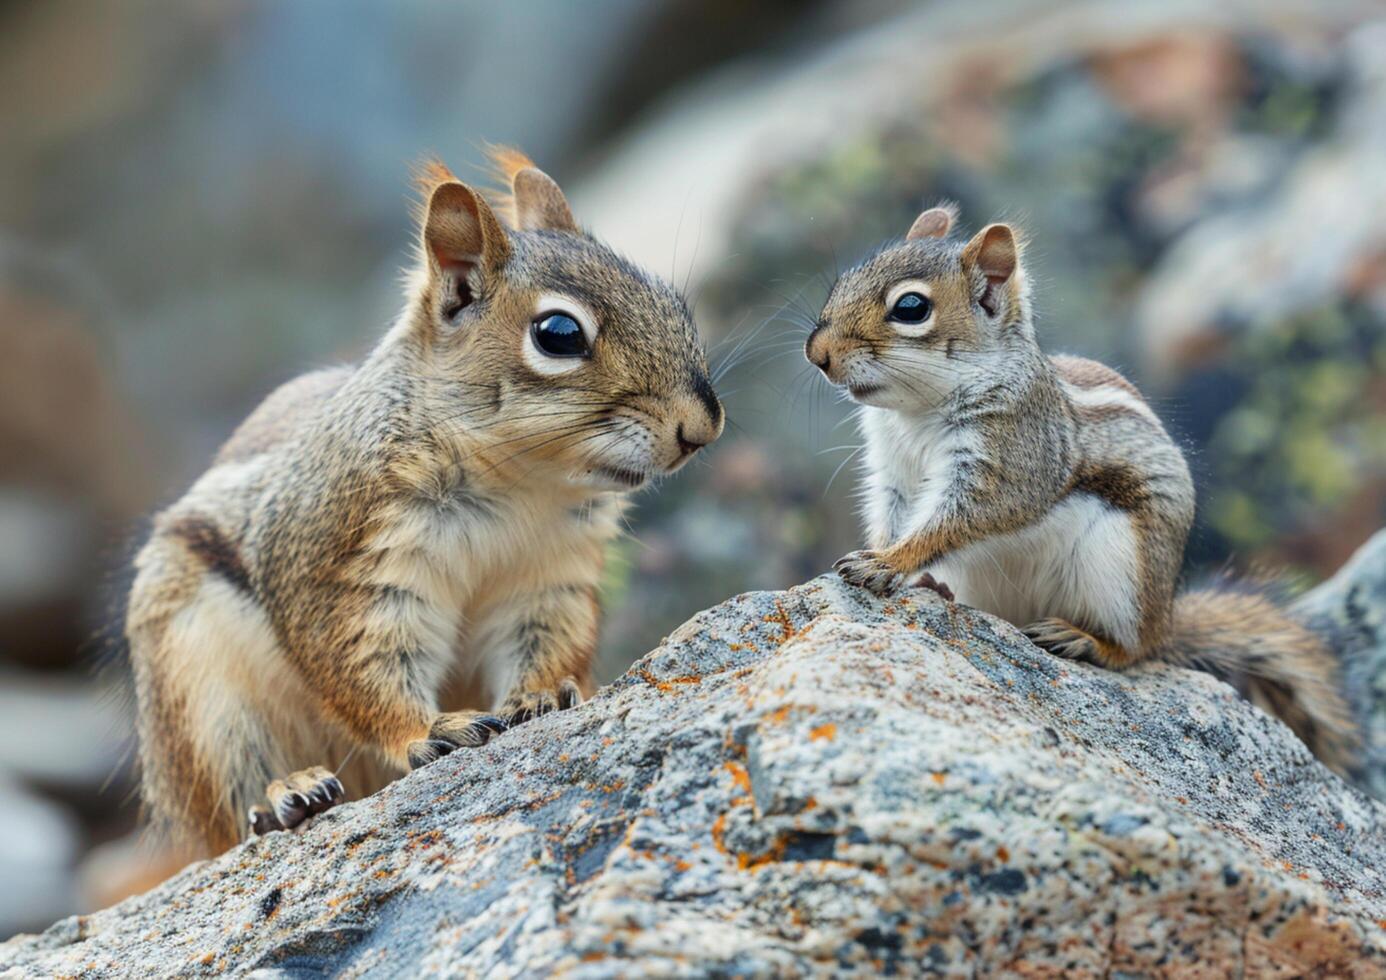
[
  {"x1": 962, "y1": 224, "x2": 1019, "y2": 316},
  {"x1": 422, "y1": 180, "x2": 510, "y2": 282},
  {"x1": 963, "y1": 224, "x2": 1017, "y2": 281},
  {"x1": 906, "y1": 203, "x2": 957, "y2": 240},
  {"x1": 512, "y1": 167, "x2": 578, "y2": 234}
]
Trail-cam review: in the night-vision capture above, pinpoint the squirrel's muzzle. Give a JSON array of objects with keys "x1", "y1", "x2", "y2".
[
  {"x1": 806, "y1": 325, "x2": 835, "y2": 377},
  {"x1": 669, "y1": 372, "x2": 724, "y2": 464}
]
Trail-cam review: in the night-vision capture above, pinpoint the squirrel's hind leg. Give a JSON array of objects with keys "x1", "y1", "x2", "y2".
[
  {"x1": 129, "y1": 552, "x2": 304, "y2": 853},
  {"x1": 1023, "y1": 618, "x2": 1137, "y2": 669}
]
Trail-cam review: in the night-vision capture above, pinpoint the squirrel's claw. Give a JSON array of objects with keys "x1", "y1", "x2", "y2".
[
  {"x1": 406, "y1": 738, "x2": 457, "y2": 770},
  {"x1": 1023, "y1": 618, "x2": 1100, "y2": 663},
  {"x1": 501, "y1": 677, "x2": 585, "y2": 728},
  {"x1": 916, "y1": 572, "x2": 955, "y2": 602},
  {"x1": 834, "y1": 550, "x2": 903, "y2": 596},
  {"x1": 1023, "y1": 618, "x2": 1133, "y2": 669},
  {"x1": 249, "y1": 805, "x2": 282, "y2": 836},
  {"x1": 263, "y1": 766, "x2": 345, "y2": 831},
  {"x1": 408, "y1": 711, "x2": 509, "y2": 769}
]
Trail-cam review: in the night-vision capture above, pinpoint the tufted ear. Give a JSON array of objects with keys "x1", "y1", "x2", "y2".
[
  {"x1": 487, "y1": 145, "x2": 578, "y2": 233},
  {"x1": 415, "y1": 165, "x2": 515, "y2": 325},
  {"x1": 961, "y1": 223, "x2": 1018, "y2": 317},
  {"x1": 511, "y1": 167, "x2": 579, "y2": 233},
  {"x1": 422, "y1": 181, "x2": 509, "y2": 276},
  {"x1": 906, "y1": 202, "x2": 958, "y2": 240}
]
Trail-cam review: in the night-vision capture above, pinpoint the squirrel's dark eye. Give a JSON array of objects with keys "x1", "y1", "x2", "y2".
[
  {"x1": 531, "y1": 312, "x2": 590, "y2": 358},
  {"x1": 887, "y1": 292, "x2": 932, "y2": 324}
]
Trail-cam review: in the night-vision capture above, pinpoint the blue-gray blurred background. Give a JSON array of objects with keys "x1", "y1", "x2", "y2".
[{"x1": 2, "y1": 0, "x2": 1383, "y2": 936}]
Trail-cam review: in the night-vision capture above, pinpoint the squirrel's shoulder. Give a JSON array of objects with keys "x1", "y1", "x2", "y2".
[
  {"x1": 1047, "y1": 354, "x2": 1142, "y2": 398},
  {"x1": 215, "y1": 366, "x2": 355, "y2": 466}
]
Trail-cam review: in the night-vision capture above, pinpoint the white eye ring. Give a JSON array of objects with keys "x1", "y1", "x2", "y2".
[
  {"x1": 523, "y1": 293, "x2": 599, "y2": 376},
  {"x1": 884, "y1": 280, "x2": 935, "y2": 338}
]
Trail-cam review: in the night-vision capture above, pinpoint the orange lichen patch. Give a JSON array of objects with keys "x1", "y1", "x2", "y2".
[
  {"x1": 769, "y1": 704, "x2": 792, "y2": 724},
  {"x1": 581, "y1": 952, "x2": 607, "y2": 962},
  {"x1": 711, "y1": 813, "x2": 730, "y2": 855},
  {"x1": 632, "y1": 668, "x2": 702, "y2": 693},
  {"x1": 325, "y1": 889, "x2": 361, "y2": 911},
  {"x1": 809, "y1": 722, "x2": 837, "y2": 742},
  {"x1": 930, "y1": 772, "x2": 946, "y2": 786},
  {"x1": 725, "y1": 761, "x2": 752, "y2": 794},
  {"x1": 763, "y1": 600, "x2": 800, "y2": 645},
  {"x1": 997, "y1": 846, "x2": 1010, "y2": 862},
  {"x1": 738, "y1": 837, "x2": 788, "y2": 871},
  {"x1": 406, "y1": 829, "x2": 445, "y2": 851}
]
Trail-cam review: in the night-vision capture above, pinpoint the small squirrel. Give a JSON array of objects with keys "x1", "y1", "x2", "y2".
[
  {"x1": 805, "y1": 204, "x2": 1358, "y2": 772},
  {"x1": 126, "y1": 149, "x2": 724, "y2": 854}
]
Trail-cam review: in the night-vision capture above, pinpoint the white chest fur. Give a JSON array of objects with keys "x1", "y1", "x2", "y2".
[
  {"x1": 931, "y1": 492, "x2": 1141, "y2": 647},
  {"x1": 857, "y1": 407, "x2": 1141, "y2": 646},
  {"x1": 858, "y1": 408, "x2": 977, "y2": 546},
  {"x1": 363, "y1": 489, "x2": 611, "y2": 625}
]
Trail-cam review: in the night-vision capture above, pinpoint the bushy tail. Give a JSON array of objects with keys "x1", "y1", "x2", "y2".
[{"x1": 1162, "y1": 586, "x2": 1359, "y2": 775}]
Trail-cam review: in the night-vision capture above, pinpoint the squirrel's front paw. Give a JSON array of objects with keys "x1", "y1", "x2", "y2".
[
  {"x1": 407, "y1": 711, "x2": 508, "y2": 770},
  {"x1": 834, "y1": 550, "x2": 903, "y2": 595},
  {"x1": 500, "y1": 677, "x2": 584, "y2": 727},
  {"x1": 252, "y1": 766, "x2": 345, "y2": 834}
]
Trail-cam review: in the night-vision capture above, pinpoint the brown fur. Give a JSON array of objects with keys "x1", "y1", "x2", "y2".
[
  {"x1": 127, "y1": 151, "x2": 723, "y2": 855},
  {"x1": 164, "y1": 516, "x2": 252, "y2": 595},
  {"x1": 812, "y1": 208, "x2": 1358, "y2": 773},
  {"x1": 1167, "y1": 589, "x2": 1358, "y2": 773}
]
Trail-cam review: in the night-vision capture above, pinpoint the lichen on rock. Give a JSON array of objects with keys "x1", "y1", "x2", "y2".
[{"x1": 4, "y1": 533, "x2": 1386, "y2": 977}]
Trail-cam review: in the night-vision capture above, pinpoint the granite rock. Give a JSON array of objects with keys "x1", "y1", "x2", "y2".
[{"x1": 3, "y1": 533, "x2": 1385, "y2": 977}]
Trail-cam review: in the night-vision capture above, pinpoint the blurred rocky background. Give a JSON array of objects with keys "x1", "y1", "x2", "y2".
[{"x1": 1, "y1": 0, "x2": 1382, "y2": 939}]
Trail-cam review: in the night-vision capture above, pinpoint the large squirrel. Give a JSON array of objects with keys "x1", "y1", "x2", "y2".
[
  {"x1": 126, "y1": 149, "x2": 724, "y2": 854},
  {"x1": 805, "y1": 204, "x2": 1358, "y2": 772}
]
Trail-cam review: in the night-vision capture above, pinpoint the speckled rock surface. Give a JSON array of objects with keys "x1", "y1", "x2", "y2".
[
  {"x1": 1296, "y1": 529, "x2": 1386, "y2": 803},
  {"x1": 4, "y1": 534, "x2": 1386, "y2": 978}
]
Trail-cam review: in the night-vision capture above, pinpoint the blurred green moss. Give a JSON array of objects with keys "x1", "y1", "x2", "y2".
[{"x1": 1204, "y1": 304, "x2": 1384, "y2": 550}]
